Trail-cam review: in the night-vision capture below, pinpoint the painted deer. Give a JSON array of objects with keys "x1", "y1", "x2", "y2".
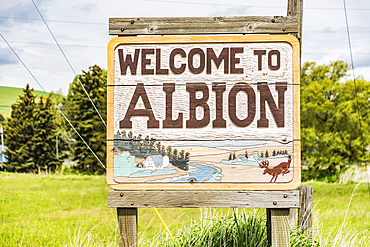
[{"x1": 258, "y1": 156, "x2": 292, "y2": 183}]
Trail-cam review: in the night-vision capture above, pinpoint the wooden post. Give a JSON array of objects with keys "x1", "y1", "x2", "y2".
[
  {"x1": 287, "y1": 0, "x2": 302, "y2": 232},
  {"x1": 287, "y1": 0, "x2": 303, "y2": 60},
  {"x1": 287, "y1": 0, "x2": 303, "y2": 41},
  {"x1": 267, "y1": 208, "x2": 291, "y2": 247},
  {"x1": 298, "y1": 185, "x2": 313, "y2": 231},
  {"x1": 117, "y1": 208, "x2": 138, "y2": 247},
  {"x1": 289, "y1": 208, "x2": 296, "y2": 228}
]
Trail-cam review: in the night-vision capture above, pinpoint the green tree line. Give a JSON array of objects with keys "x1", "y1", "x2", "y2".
[
  {"x1": 2, "y1": 85, "x2": 68, "y2": 173},
  {"x1": 301, "y1": 61, "x2": 370, "y2": 181},
  {"x1": 2, "y1": 65, "x2": 106, "y2": 174}
]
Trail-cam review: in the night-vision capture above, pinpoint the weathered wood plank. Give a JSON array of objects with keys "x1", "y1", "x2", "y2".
[
  {"x1": 117, "y1": 208, "x2": 138, "y2": 247},
  {"x1": 289, "y1": 208, "x2": 296, "y2": 228},
  {"x1": 267, "y1": 208, "x2": 290, "y2": 247},
  {"x1": 108, "y1": 190, "x2": 299, "y2": 208},
  {"x1": 287, "y1": 0, "x2": 303, "y2": 44},
  {"x1": 298, "y1": 185, "x2": 313, "y2": 231},
  {"x1": 109, "y1": 16, "x2": 298, "y2": 36}
]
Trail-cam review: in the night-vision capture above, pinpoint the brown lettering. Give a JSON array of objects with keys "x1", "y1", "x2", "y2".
[
  {"x1": 212, "y1": 82, "x2": 226, "y2": 128},
  {"x1": 268, "y1": 50, "x2": 280, "y2": 70},
  {"x1": 254, "y1": 50, "x2": 266, "y2": 70},
  {"x1": 229, "y1": 83, "x2": 256, "y2": 127},
  {"x1": 156, "y1": 48, "x2": 169, "y2": 74},
  {"x1": 207, "y1": 48, "x2": 229, "y2": 74},
  {"x1": 169, "y1": 48, "x2": 186, "y2": 74},
  {"x1": 230, "y1": 47, "x2": 244, "y2": 74},
  {"x1": 118, "y1": 49, "x2": 140, "y2": 75},
  {"x1": 163, "y1": 83, "x2": 183, "y2": 128},
  {"x1": 257, "y1": 82, "x2": 287, "y2": 127},
  {"x1": 188, "y1": 48, "x2": 205, "y2": 74},
  {"x1": 119, "y1": 83, "x2": 159, "y2": 128},
  {"x1": 186, "y1": 83, "x2": 210, "y2": 128},
  {"x1": 141, "y1": 49, "x2": 154, "y2": 75}
]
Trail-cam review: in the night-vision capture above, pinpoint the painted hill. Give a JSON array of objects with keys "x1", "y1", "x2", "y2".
[{"x1": 0, "y1": 86, "x2": 50, "y2": 117}]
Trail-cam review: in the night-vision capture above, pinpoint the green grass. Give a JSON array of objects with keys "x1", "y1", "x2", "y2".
[
  {"x1": 0, "y1": 172, "x2": 369, "y2": 246},
  {"x1": 305, "y1": 181, "x2": 370, "y2": 246},
  {"x1": 0, "y1": 86, "x2": 47, "y2": 117}
]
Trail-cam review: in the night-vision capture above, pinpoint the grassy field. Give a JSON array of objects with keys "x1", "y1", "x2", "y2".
[
  {"x1": 0, "y1": 86, "x2": 47, "y2": 117},
  {"x1": 0, "y1": 172, "x2": 369, "y2": 246}
]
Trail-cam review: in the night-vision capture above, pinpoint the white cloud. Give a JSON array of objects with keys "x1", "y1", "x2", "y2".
[{"x1": 73, "y1": 3, "x2": 98, "y2": 12}]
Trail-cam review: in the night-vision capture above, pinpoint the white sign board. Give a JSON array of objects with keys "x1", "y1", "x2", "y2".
[{"x1": 107, "y1": 35, "x2": 300, "y2": 190}]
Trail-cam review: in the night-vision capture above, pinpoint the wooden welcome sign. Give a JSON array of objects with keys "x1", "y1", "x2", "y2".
[{"x1": 107, "y1": 35, "x2": 300, "y2": 190}]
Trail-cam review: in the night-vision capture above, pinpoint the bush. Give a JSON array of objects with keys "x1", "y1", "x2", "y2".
[{"x1": 160, "y1": 210, "x2": 317, "y2": 247}]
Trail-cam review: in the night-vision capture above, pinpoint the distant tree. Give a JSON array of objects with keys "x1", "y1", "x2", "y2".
[
  {"x1": 31, "y1": 96, "x2": 62, "y2": 173},
  {"x1": 229, "y1": 153, "x2": 232, "y2": 160},
  {"x1": 244, "y1": 151, "x2": 248, "y2": 158},
  {"x1": 3, "y1": 84, "x2": 37, "y2": 172},
  {"x1": 265, "y1": 150, "x2": 269, "y2": 158},
  {"x1": 301, "y1": 61, "x2": 370, "y2": 180},
  {"x1": 232, "y1": 153, "x2": 236, "y2": 160},
  {"x1": 272, "y1": 150, "x2": 276, "y2": 156},
  {"x1": 261, "y1": 152, "x2": 264, "y2": 158},
  {"x1": 66, "y1": 65, "x2": 106, "y2": 174}
]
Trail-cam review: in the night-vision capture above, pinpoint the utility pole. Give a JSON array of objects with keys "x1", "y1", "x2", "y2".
[
  {"x1": 56, "y1": 135, "x2": 59, "y2": 159},
  {"x1": 1, "y1": 123, "x2": 4, "y2": 166}
]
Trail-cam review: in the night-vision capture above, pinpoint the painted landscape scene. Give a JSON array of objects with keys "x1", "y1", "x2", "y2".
[{"x1": 113, "y1": 131, "x2": 293, "y2": 183}]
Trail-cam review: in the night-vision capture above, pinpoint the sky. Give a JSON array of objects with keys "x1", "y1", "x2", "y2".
[{"x1": 0, "y1": 0, "x2": 369, "y2": 95}]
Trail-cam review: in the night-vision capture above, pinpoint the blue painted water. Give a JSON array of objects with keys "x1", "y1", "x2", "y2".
[
  {"x1": 149, "y1": 163, "x2": 222, "y2": 183},
  {"x1": 174, "y1": 164, "x2": 218, "y2": 182}
]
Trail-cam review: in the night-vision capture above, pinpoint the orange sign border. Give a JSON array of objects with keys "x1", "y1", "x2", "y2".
[{"x1": 107, "y1": 35, "x2": 300, "y2": 190}]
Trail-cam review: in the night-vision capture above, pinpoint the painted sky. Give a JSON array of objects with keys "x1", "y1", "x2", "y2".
[{"x1": 0, "y1": 0, "x2": 369, "y2": 95}]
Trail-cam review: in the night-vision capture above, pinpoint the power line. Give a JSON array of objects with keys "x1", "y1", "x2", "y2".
[
  {"x1": 0, "y1": 39, "x2": 105, "y2": 48},
  {"x1": 135, "y1": 0, "x2": 370, "y2": 11},
  {"x1": 0, "y1": 105, "x2": 107, "y2": 112},
  {"x1": 0, "y1": 33, "x2": 106, "y2": 170},
  {"x1": 0, "y1": 16, "x2": 107, "y2": 25},
  {"x1": 31, "y1": 0, "x2": 107, "y2": 128},
  {"x1": 304, "y1": 30, "x2": 370, "y2": 33},
  {"x1": 343, "y1": 0, "x2": 370, "y2": 195},
  {"x1": 138, "y1": 209, "x2": 162, "y2": 240}
]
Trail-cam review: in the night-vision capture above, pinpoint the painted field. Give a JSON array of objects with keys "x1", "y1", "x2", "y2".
[{"x1": 0, "y1": 172, "x2": 369, "y2": 246}]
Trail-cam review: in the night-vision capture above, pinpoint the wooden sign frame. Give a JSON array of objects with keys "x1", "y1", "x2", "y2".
[
  {"x1": 107, "y1": 35, "x2": 300, "y2": 191},
  {"x1": 108, "y1": 1, "x2": 303, "y2": 246}
]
